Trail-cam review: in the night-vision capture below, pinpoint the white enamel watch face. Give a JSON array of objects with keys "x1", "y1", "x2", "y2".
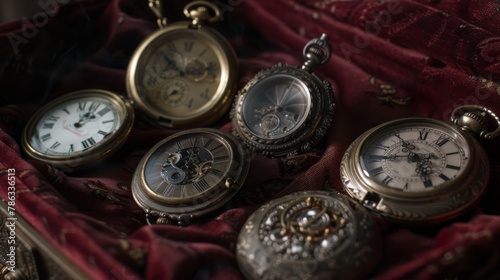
[
  {"x1": 22, "y1": 90, "x2": 134, "y2": 169},
  {"x1": 358, "y1": 121, "x2": 470, "y2": 193},
  {"x1": 131, "y1": 128, "x2": 249, "y2": 225},
  {"x1": 127, "y1": 20, "x2": 237, "y2": 128},
  {"x1": 241, "y1": 74, "x2": 311, "y2": 140}
]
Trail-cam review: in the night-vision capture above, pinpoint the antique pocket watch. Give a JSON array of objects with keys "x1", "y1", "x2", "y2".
[
  {"x1": 236, "y1": 191, "x2": 381, "y2": 280},
  {"x1": 126, "y1": 0, "x2": 238, "y2": 129},
  {"x1": 231, "y1": 34, "x2": 335, "y2": 157},
  {"x1": 340, "y1": 105, "x2": 500, "y2": 225},
  {"x1": 21, "y1": 89, "x2": 135, "y2": 170},
  {"x1": 131, "y1": 128, "x2": 250, "y2": 225}
]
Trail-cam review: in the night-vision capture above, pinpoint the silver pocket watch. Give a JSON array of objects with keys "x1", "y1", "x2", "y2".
[
  {"x1": 236, "y1": 191, "x2": 381, "y2": 280},
  {"x1": 340, "y1": 105, "x2": 500, "y2": 225},
  {"x1": 231, "y1": 34, "x2": 336, "y2": 157}
]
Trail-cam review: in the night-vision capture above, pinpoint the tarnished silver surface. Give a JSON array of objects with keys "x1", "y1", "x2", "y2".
[
  {"x1": 231, "y1": 34, "x2": 335, "y2": 157},
  {"x1": 340, "y1": 115, "x2": 492, "y2": 225},
  {"x1": 236, "y1": 191, "x2": 381, "y2": 280}
]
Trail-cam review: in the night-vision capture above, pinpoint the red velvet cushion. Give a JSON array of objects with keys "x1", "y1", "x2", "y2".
[{"x1": 0, "y1": 0, "x2": 499, "y2": 279}]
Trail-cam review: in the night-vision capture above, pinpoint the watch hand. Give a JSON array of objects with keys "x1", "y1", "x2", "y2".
[{"x1": 277, "y1": 80, "x2": 296, "y2": 107}]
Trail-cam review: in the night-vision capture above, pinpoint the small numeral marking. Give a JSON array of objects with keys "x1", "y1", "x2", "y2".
[
  {"x1": 40, "y1": 133, "x2": 52, "y2": 142},
  {"x1": 97, "y1": 107, "x2": 111, "y2": 116},
  {"x1": 193, "y1": 179, "x2": 210, "y2": 193},
  {"x1": 81, "y1": 137, "x2": 97, "y2": 149},
  {"x1": 419, "y1": 131, "x2": 429, "y2": 140},
  {"x1": 50, "y1": 141, "x2": 61, "y2": 150},
  {"x1": 435, "y1": 136, "x2": 449, "y2": 147},
  {"x1": 368, "y1": 167, "x2": 384, "y2": 177}
]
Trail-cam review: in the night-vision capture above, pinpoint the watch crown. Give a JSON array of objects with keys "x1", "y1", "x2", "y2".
[
  {"x1": 454, "y1": 112, "x2": 488, "y2": 137},
  {"x1": 301, "y1": 33, "x2": 332, "y2": 73},
  {"x1": 451, "y1": 105, "x2": 500, "y2": 139}
]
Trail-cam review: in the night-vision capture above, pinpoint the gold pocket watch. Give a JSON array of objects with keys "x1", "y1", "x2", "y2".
[
  {"x1": 21, "y1": 89, "x2": 135, "y2": 170},
  {"x1": 236, "y1": 191, "x2": 381, "y2": 280},
  {"x1": 231, "y1": 34, "x2": 335, "y2": 157},
  {"x1": 131, "y1": 128, "x2": 250, "y2": 225},
  {"x1": 126, "y1": 0, "x2": 238, "y2": 129},
  {"x1": 340, "y1": 105, "x2": 500, "y2": 225}
]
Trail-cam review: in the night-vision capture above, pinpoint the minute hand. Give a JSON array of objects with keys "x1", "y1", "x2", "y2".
[{"x1": 277, "y1": 81, "x2": 296, "y2": 107}]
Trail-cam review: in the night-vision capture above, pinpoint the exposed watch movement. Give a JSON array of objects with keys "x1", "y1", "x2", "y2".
[
  {"x1": 131, "y1": 128, "x2": 250, "y2": 225},
  {"x1": 231, "y1": 34, "x2": 335, "y2": 157}
]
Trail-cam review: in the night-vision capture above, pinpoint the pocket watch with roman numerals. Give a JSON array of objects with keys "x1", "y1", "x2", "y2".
[
  {"x1": 126, "y1": 0, "x2": 238, "y2": 129},
  {"x1": 340, "y1": 105, "x2": 500, "y2": 225},
  {"x1": 21, "y1": 89, "x2": 135, "y2": 170},
  {"x1": 231, "y1": 34, "x2": 335, "y2": 157},
  {"x1": 131, "y1": 128, "x2": 250, "y2": 225}
]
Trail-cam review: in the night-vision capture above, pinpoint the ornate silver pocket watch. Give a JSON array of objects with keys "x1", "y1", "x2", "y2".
[
  {"x1": 236, "y1": 191, "x2": 381, "y2": 280},
  {"x1": 21, "y1": 89, "x2": 135, "y2": 170},
  {"x1": 231, "y1": 34, "x2": 335, "y2": 157},
  {"x1": 127, "y1": 1, "x2": 238, "y2": 128},
  {"x1": 340, "y1": 105, "x2": 500, "y2": 225},
  {"x1": 131, "y1": 128, "x2": 250, "y2": 225}
]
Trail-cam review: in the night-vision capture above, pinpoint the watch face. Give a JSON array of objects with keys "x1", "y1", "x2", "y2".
[
  {"x1": 22, "y1": 90, "x2": 134, "y2": 168},
  {"x1": 132, "y1": 128, "x2": 249, "y2": 224},
  {"x1": 127, "y1": 23, "x2": 237, "y2": 128},
  {"x1": 241, "y1": 74, "x2": 311, "y2": 140},
  {"x1": 358, "y1": 120, "x2": 470, "y2": 194}
]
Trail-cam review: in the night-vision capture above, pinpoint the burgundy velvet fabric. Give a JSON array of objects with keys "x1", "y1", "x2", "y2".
[{"x1": 1, "y1": 0, "x2": 500, "y2": 279}]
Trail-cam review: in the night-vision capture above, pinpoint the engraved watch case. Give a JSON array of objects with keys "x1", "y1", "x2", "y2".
[
  {"x1": 236, "y1": 191, "x2": 381, "y2": 280},
  {"x1": 340, "y1": 105, "x2": 500, "y2": 225},
  {"x1": 231, "y1": 34, "x2": 335, "y2": 157}
]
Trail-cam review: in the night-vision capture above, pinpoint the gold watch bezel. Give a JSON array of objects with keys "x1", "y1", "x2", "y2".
[
  {"x1": 21, "y1": 89, "x2": 135, "y2": 170},
  {"x1": 126, "y1": 22, "x2": 238, "y2": 129}
]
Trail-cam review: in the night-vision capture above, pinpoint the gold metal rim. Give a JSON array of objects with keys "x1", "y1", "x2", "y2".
[
  {"x1": 21, "y1": 89, "x2": 134, "y2": 169},
  {"x1": 126, "y1": 22, "x2": 237, "y2": 128}
]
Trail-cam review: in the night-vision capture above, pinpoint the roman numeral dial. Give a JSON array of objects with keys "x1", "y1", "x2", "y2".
[
  {"x1": 23, "y1": 91, "x2": 132, "y2": 159},
  {"x1": 22, "y1": 90, "x2": 134, "y2": 170},
  {"x1": 137, "y1": 129, "x2": 250, "y2": 224},
  {"x1": 359, "y1": 125, "x2": 469, "y2": 192},
  {"x1": 144, "y1": 132, "x2": 233, "y2": 202}
]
